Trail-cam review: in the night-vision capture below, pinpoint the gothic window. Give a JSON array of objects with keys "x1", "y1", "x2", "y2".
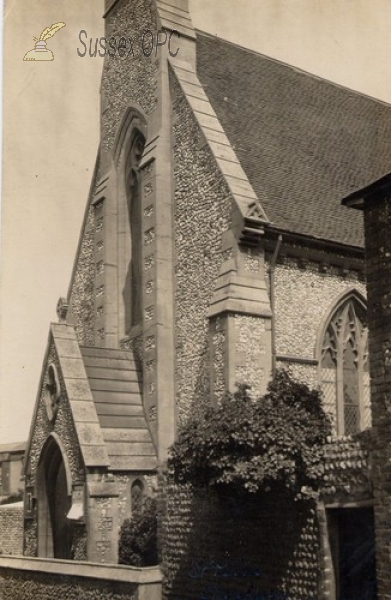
[
  {"x1": 125, "y1": 133, "x2": 145, "y2": 333},
  {"x1": 320, "y1": 294, "x2": 371, "y2": 436},
  {"x1": 131, "y1": 479, "x2": 144, "y2": 516}
]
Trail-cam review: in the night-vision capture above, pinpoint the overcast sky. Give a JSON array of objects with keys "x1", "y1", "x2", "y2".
[{"x1": 1, "y1": 0, "x2": 391, "y2": 444}]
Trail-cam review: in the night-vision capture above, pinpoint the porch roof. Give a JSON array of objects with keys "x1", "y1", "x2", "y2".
[{"x1": 80, "y1": 346, "x2": 157, "y2": 471}]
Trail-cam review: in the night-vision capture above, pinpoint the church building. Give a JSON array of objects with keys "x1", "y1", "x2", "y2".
[{"x1": 21, "y1": 1, "x2": 391, "y2": 598}]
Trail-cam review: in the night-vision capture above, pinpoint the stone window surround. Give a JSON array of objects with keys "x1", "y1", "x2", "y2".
[
  {"x1": 317, "y1": 288, "x2": 371, "y2": 437},
  {"x1": 112, "y1": 107, "x2": 148, "y2": 343}
]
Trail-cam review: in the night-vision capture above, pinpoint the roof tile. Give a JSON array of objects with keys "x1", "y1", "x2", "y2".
[{"x1": 196, "y1": 33, "x2": 391, "y2": 247}]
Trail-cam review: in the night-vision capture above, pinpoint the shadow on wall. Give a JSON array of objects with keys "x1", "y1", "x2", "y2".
[{"x1": 162, "y1": 482, "x2": 319, "y2": 600}]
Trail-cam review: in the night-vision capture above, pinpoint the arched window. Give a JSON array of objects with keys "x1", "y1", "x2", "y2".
[
  {"x1": 131, "y1": 479, "x2": 144, "y2": 516},
  {"x1": 320, "y1": 292, "x2": 371, "y2": 436},
  {"x1": 125, "y1": 132, "x2": 145, "y2": 333}
]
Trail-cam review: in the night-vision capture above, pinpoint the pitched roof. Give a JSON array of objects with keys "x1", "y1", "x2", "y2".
[
  {"x1": 80, "y1": 347, "x2": 157, "y2": 471},
  {"x1": 196, "y1": 32, "x2": 391, "y2": 248}
]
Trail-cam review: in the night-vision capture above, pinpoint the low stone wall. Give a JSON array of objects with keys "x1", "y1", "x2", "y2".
[
  {"x1": 0, "y1": 504, "x2": 23, "y2": 556},
  {"x1": 0, "y1": 556, "x2": 162, "y2": 600}
]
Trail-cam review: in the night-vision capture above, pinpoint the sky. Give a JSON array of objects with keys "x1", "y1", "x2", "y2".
[{"x1": 1, "y1": 0, "x2": 391, "y2": 444}]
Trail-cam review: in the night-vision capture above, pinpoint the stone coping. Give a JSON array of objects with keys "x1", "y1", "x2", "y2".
[
  {"x1": 0, "y1": 555, "x2": 162, "y2": 584},
  {"x1": 0, "y1": 501, "x2": 23, "y2": 509}
]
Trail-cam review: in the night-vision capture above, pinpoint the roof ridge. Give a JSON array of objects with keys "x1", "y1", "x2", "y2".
[{"x1": 196, "y1": 29, "x2": 391, "y2": 109}]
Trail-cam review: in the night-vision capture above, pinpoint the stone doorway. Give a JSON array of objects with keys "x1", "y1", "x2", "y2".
[
  {"x1": 327, "y1": 506, "x2": 377, "y2": 600},
  {"x1": 37, "y1": 435, "x2": 72, "y2": 559}
]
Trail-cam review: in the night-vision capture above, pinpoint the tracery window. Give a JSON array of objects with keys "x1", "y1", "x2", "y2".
[{"x1": 320, "y1": 294, "x2": 371, "y2": 436}]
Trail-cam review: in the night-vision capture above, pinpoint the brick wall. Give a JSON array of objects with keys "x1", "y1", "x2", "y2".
[
  {"x1": 0, "y1": 505, "x2": 23, "y2": 555},
  {"x1": 362, "y1": 193, "x2": 391, "y2": 599}
]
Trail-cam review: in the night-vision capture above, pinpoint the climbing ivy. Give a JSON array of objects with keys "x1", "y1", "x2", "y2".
[{"x1": 168, "y1": 371, "x2": 332, "y2": 499}]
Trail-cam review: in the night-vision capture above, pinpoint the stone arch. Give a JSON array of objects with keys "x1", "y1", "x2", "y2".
[
  {"x1": 316, "y1": 287, "x2": 367, "y2": 356},
  {"x1": 113, "y1": 106, "x2": 148, "y2": 168},
  {"x1": 36, "y1": 433, "x2": 73, "y2": 559},
  {"x1": 316, "y1": 288, "x2": 370, "y2": 436},
  {"x1": 113, "y1": 106, "x2": 148, "y2": 338}
]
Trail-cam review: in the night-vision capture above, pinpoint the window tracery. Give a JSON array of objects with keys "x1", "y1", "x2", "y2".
[{"x1": 320, "y1": 295, "x2": 371, "y2": 436}]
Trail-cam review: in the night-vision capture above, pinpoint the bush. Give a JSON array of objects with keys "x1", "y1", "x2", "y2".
[
  {"x1": 118, "y1": 497, "x2": 158, "y2": 566},
  {"x1": 168, "y1": 370, "x2": 332, "y2": 499}
]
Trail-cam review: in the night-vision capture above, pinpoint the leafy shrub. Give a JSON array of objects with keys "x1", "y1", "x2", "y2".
[
  {"x1": 118, "y1": 497, "x2": 158, "y2": 566},
  {"x1": 168, "y1": 370, "x2": 332, "y2": 499}
]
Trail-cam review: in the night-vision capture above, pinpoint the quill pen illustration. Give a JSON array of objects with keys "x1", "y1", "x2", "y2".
[
  {"x1": 24, "y1": 22, "x2": 66, "y2": 61},
  {"x1": 39, "y1": 22, "x2": 66, "y2": 42}
]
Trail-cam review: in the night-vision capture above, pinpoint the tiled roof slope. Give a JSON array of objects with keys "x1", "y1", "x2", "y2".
[
  {"x1": 80, "y1": 347, "x2": 157, "y2": 471},
  {"x1": 196, "y1": 33, "x2": 391, "y2": 248}
]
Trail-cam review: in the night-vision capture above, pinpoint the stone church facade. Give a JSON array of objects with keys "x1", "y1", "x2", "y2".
[{"x1": 21, "y1": 0, "x2": 391, "y2": 598}]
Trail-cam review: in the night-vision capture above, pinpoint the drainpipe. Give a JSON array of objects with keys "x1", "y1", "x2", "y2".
[{"x1": 269, "y1": 234, "x2": 283, "y2": 376}]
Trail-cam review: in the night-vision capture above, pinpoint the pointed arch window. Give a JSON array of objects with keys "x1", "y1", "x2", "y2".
[
  {"x1": 131, "y1": 479, "x2": 144, "y2": 516},
  {"x1": 320, "y1": 293, "x2": 371, "y2": 436},
  {"x1": 125, "y1": 132, "x2": 145, "y2": 333}
]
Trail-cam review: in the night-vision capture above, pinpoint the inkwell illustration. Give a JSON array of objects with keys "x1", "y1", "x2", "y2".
[{"x1": 23, "y1": 22, "x2": 66, "y2": 61}]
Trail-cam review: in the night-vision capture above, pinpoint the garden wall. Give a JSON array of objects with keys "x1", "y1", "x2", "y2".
[
  {"x1": 0, "y1": 504, "x2": 23, "y2": 556},
  {"x1": 159, "y1": 475, "x2": 320, "y2": 600},
  {"x1": 0, "y1": 556, "x2": 162, "y2": 600}
]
